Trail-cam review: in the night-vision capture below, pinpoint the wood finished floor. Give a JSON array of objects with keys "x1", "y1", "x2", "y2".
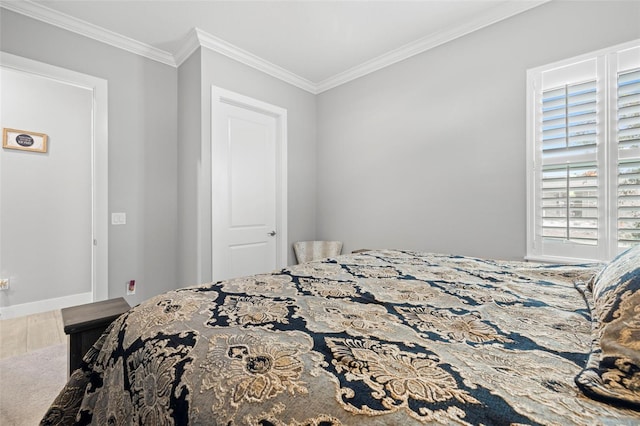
[{"x1": 0, "y1": 310, "x2": 65, "y2": 360}]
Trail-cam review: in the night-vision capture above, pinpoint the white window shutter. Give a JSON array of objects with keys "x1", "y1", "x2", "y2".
[
  {"x1": 614, "y1": 58, "x2": 640, "y2": 252},
  {"x1": 528, "y1": 57, "x2": 606, "y2": 262},
  {"x1": 527, "y1": 40, "x2": 640, "y2": 262}
]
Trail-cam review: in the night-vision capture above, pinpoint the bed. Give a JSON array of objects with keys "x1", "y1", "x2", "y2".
[{"x1": 42, "y1": 247, "x2": 640, "y2": 425}]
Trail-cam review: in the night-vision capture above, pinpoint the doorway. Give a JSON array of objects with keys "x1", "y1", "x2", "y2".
[{"x1": 0, "y1": 53, "x2": 107, "y2": 318}]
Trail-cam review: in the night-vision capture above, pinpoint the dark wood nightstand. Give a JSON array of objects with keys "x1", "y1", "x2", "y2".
[{"x1": 61, "y1": 297, "x2": 130, "y2": 376}]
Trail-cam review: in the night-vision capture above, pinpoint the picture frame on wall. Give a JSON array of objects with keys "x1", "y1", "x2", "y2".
[{"x1": 2, "y1": 128, "x2": 48, "y2": 153}]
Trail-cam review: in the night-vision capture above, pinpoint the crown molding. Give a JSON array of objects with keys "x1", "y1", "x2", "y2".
[
  {"x1": 192, "y1": 28, "x2": 317, "y2": 94},
  {"x1": 174, "y1": 28, "x2": 201, "y2": 67},
  {"x1": 2, "y1": 0, "x2": 550, "y2": 94},
  {"x1": 1, "y1": 0, "x2": 176, "y2": 67},
  {"x1": 315, "y1": 0, "x2": 551, "y2": 93}
]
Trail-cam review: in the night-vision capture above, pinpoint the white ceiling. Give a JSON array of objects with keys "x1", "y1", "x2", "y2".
[{"x1": 3, "y1": 0, "x2": 549, "y2": 92}]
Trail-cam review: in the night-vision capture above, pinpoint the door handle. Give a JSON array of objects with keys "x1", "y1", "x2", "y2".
[{"x1": 268, "y1": 231, "x2": 276, "y2": 237}]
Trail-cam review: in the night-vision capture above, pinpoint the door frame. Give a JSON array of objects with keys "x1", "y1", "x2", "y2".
[
  {"x1": 0, "y1": 52, "x2": 108, "y2": 307},
  {"x1": 210, "y1": 86, "x2": 288, "y2": 279}
]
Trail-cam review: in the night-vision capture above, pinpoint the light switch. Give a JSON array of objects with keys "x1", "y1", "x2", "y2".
[{"x1": 111, "y1": 212, "x2": 126, "y2": 225}]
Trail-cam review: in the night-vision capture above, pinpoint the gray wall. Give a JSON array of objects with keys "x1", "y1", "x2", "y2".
[
  {"x1": 1, "y1": 9, "x2": 178, "y2": 305},
  {"x1": 177, "y1": 47, "x2": 317, "y2": 286},
  {"x1": 177, "y1": 51, "x2": 202, "y2": 287},
  {"x1": 316, "y1": 0, "x2": 640, "y2": 260}
]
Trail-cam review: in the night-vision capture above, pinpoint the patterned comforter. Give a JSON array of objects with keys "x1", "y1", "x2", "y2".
[{"x1": 42, "y1": 250, "x2": 640, "y2": 425}]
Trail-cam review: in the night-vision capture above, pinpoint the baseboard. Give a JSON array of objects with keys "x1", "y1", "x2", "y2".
[{"x1": 0, "y1": 292, "x2": 93, "y2": 319}]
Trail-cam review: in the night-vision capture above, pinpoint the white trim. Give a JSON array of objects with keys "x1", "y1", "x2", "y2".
[
  {"x1": 90, "y1": 64, "x2": 109, "y2": 302},
  {"x1": 524, "y1": 255, "x2": 604, "y2": 266},
  {"x1": 1, "y1": 0, "x2": 175, "y2": 67},
  {"x1": 527, "y1": 39, "x2": 640, "y2": 76},
  {"x1": 174, "y1": 27, "x2": 202, "y2": 67},
  {"x1": 315, "y1": 0, "x2": 550, "y2": 93},
  {"x1": 210, "y1": 86, "x2": 288, "y2": 278},
  {"x1": 195, "y1": 29, "x2": 316, "y2": 94},
  {"x1": 525, "y1": 68, "x2": 537, "y2": 261},
  {"x1": 1, "y1": 0, "x2": 550, "y2": 94},
  {"x1": 0, "y1": 291, "x2": 92, "y2": 319},
  {"x1": 1, "y1": 52, "x2": 109, "y2": 303}
]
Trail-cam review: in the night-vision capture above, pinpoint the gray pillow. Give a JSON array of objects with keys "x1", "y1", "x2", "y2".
[{"x1": 575, "y1": 245, "x2": 640, "y2": 409}]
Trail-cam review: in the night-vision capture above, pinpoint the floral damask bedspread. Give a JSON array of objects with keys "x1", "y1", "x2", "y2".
[{"x1": 42, "y1": 250, "x2": 640, "y2": 425}]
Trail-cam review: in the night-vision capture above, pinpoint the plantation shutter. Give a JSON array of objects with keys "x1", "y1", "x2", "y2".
[
  {"x1": 530, "y1": 57, "x2": 606, "y2": 261},
  {"x1": 527, "y1": 41, "x2": 640, "y2": 262},
  {"x1": 540, "y1": 78, "x2": 599, "y2": 246},
  {"x1": 616, "y1": 65, "x2": 640, "y2": 250}
]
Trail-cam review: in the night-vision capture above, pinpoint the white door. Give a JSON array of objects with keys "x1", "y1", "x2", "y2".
[{"x1": 211, "y1": 89, "x2": 286, "y2": 281}]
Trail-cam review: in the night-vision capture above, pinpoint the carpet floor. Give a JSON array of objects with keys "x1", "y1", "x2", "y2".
[{"x1": 0, "y1": 343, "x2": 67, "y2": 426}]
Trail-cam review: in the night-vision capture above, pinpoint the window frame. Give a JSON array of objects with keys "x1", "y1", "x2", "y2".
[{"x1": 526, "y1": 39, "x2": 640, "y2": 263}]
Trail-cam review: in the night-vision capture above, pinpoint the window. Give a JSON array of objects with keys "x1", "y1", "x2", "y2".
[{"x1": 527, "y1": 40, "x2": 640, "y2": 263}]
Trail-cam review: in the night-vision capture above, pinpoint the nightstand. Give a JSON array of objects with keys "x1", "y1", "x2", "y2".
[{"x1": 61, "y1": 297, "x2": 130, "y2": 376}]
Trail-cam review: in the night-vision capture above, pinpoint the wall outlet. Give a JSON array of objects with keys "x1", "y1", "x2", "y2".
[
  {"x1": 111, "y1": 212, "x2": 126, "y2": 225},
  {"x1": 0, "y1": 278, "x2": 9, "y2": 290},
  {"x1": 127, "y1": 279, "x2": 136, "y2": 295}
]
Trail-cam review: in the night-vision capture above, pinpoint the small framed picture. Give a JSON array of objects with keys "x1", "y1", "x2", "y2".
[{"x1": 2, "y1": 128, "x2": 48, "y2": 153}]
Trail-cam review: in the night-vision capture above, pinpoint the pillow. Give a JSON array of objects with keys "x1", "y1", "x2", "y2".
[{"x1": 575, "y1": 245, "x2": 640, "y2": 409}]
